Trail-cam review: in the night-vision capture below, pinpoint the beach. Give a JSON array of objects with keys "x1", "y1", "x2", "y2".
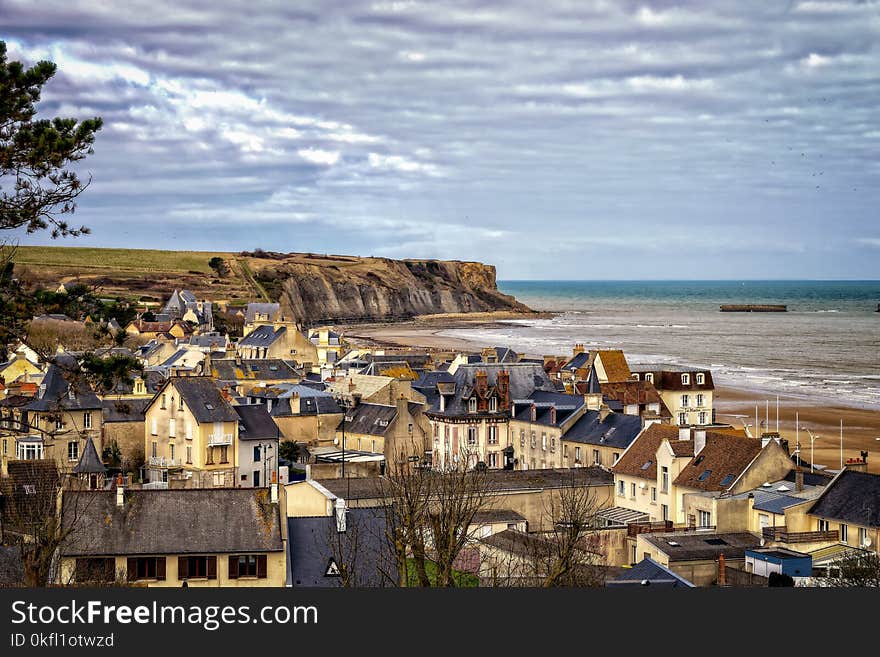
[{"x1": 343, "y1": 313, "x2": 880, "y2": 474}]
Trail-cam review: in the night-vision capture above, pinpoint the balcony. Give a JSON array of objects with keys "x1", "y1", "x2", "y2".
[
  {"x1": 761, "y1": 527, "x2": 839, "y2": 544},
  {"x1": 208, "y1": 433, "x2": 233, "y2": 446},
  {"x1": 148, "y1": 456, "x2": 182, "y2": 468}
]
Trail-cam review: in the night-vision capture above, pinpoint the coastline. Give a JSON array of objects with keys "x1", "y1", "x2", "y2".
[{"x1": 343, "y1": 314, "x2": 880, "y2": 474}]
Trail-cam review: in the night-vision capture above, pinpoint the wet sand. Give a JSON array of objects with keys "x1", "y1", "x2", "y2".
[{"x1": 344, "y1": 316, "x2": 880, "y2": 474}]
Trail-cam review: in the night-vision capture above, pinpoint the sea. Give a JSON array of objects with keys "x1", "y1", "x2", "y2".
[{"x1": 437, "y1": 280, "x2": 880, "y2": 410}]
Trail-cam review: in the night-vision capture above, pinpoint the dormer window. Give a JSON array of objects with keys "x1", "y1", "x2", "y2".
[
  {"x1": 468, "y1": 397, "x2": 477, "y2": 413},
  {"x1": 645, "y1": 373, "x2": 654, "y2": 383},
  {"x1": 631, "y1": 373, "x2": 639, "y2": 380},
  {"x1": 696, "y1": 373, "x2": 705, "y2": 385},
  {"x1": 681, "y1": 373, "x2": 690, "y2": 385},
  {"x1": 489, "y1": 397, "x2": 498, "y2": 412}
]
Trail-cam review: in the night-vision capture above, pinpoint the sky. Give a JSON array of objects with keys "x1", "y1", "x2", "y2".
[{"x1": 2, "y1": 0, "x2": 879, "y2": 280}]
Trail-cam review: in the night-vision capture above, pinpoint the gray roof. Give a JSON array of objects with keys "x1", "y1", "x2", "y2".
[
  {"x1": 287, "y1": 508, "x2": 396, "y2": 587},
  {"x1": 245, "y1": 303, "x2": 281, "y2": 324},
  {"x1": 490, "y1": 346, "x2": 518, "y2": 363},
  {"x1": 809, "y1": 470, "x2": 880, "y2": 528},
  {"x1": 640, "y1": 532, "x2": 761, "y2": 562},
  {"x1": 564, "y1": 411, "x2": 643, "y2": 449},
  {"x1": 584, "y1": 366, "x2": 601, "y2": 394},
  {"x1": 629, "y1": 363, "x2": 704, "y2": 373},
  {"x1": 471, "y1": 509, "x2": 527, "y2": 525},
  {"x1": 430, "y1": 363, "x2": 556, "y2": 417},
  {"x1": 72, "y1": 436, "x2": 107, "y2": 474},
  {"x1": 750, "y1": 489, "x2": 814, "y2": 515},
  {"x1": 26, "y1": 364, "x2": 102, "y2": 412},
  {"x1": 607, "y1": 557, "x2": 695, "y2": 588},
  {"x1": 238, "y1": 325, "x2": 286, "y2": 348},
  {"x1": 163, "y1": 377, "x2": 239, "y2": 423},
  {"x1": 159, "y1": 348, "x2": 190, "y2": 368},
  {"x1": 247, "y1": 383, "x2": 340, "y2": 416},
  {"x1": 188, "y1": 333, "x2": 229, "y2": 349},
  {"x1": 211, "y1": 359, "x2": 301, "y2": 382},
  {"x1": 61, "y1": 488, "x2": 284, "y2": 556},
  {"x1": 234, "y1": 404, "x2": 279, "y2": 441},
  {"x1": 336, "y1": 402, "x2": 421, "y2": 437},
  {"x1": 512, "y1": 390, "x2": 584, "y2": 427},
  {"x1": 101, "y1": 398, "x2": 150, "y2": 423},
  {"x1": 562, "y1": 352, "x2": 591, "y2": 372}
]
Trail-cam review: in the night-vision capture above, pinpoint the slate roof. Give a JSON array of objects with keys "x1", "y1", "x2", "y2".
[
  {"x1": 808, "y1": 470, "x2": 880, "y2": 528},
  {"x1": 73, "y1": 437, "x2": 107, "y2": 474},
  {"x1": 673, "y1": 433, "x2": 762, "y2": 492},
  {"x1": 106, "y1": 370, "x2": 166, "y2": 396},
  {"x1": 641, "y1": 532, "x2": 761, "y2": 562},
  {"x1": 234, "y1": 404, "x2": 279, "y2": 441},
  {"x1": 511, "y1": 390, "x2": 584, "y2": 428},
  {"x1": 239, "y1": 325, "x2": 287, "y2": 348},
  {"x1": 210, "y1": 358, "x2": 301, "y2": 382},
  {"x1": 336, "y1": 402, "x2": 422, "y2": 436},
  {"x1": 61, "y1": 488, "x2": 284, "y2": 556},
  {"x1": 101, "y1": 398, "x2": 150, "y2": 423},
  {"x1": 606, "y1": 557, "x2": 695, "y2": 587},
  {"x1": 584, "y1": 366, "x2": 601, "y2": 394},
  {"x1": 471, "y1": 509, "x2": 527, "y2": 525},
  {"x1": 562, "y1": 351, "x2": 592, "y2": 372},
  {"x1": 611, "y1": 424, "x2": 688, "y2": 480},
  {"x1": 163, "y1": 377, "x2": 239, "y2": 423},
  {"x1": 429, "y1": 363, "x2": 556, "y2": 416},
  {"x1": 287, "y1": 508, "x2": 395, "y2": 587},
  {"x1": 248, "y1": 383, "x2": 341, "y2": 416},
  {"x1": 188, "y1": 333, "x2": 229, "y2": 349},
  {"x1": 25, "y1": 364, "x2": 102, "y2": 412},
  {"x1": 563, "y1": 411, "x2": 644, "y2": 450},
  {"x1": 245, "y1": 303, "x2": 281, "y2": 324},
  {"x1": 489, "y1": 346, "x2": 518, "y2": 363}
]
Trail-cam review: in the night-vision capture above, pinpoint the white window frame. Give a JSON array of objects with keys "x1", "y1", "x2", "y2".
[
  {"x1": 83, "y1": 412, "x2": 92, "y2": 430},
  {"x1": 468, "y1": 397, "x2": 477, "y2": 413},
  {"x1": 618, "y1": 480, "x2": 625, "y2": 496},
  {"x1": 67, "y1": 440, "x2": 79, "y2": 462},
  {"x1": 840, "y1": 523, "x2": 848, "y2": 544},
  {"x1": 467, "y1": 426, "x2": 477, "y2": 446},
  {"x1": 489, "y1": 397, "x2": 498, "y2": 412},
  {"x1": 698, "y1": 510, "x2": 711, "y2": 528},
  {"x1": 696, "y1": 393, "x2": 704, "y2": 407},
  {"x1": 678, "y1": 412, "x2": 687, "y2": 426},
  {"x1": 681, "y1": 373, "x2": 690, "y2": 385},
  {"x1": 645, "y1": 373, "x2": 654, "y2": 383},
  {"x1": 151, "y1": 418, "x2": 158, "y2": 436},
  {"x1": 680, "y1": 394, "x2": 689, "y2": 407},
  {"x1": 487, "y1": 425, "x2": 498, "y2": 445},
  {"x1": 696, "y1": 373, "x2": 705, "y2": 385},
  {"x1": 520, "y1": 430, "x2": 525, "y2": 447},
  {"x1": 541, "y1": 433, "x2": 547, "y2": 451}
]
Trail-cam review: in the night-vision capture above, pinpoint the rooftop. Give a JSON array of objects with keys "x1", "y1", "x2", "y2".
[{"x1": 640, "y1": 531, "x2": 760, "y2": 562}]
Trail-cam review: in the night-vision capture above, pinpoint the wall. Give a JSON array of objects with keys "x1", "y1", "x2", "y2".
[
  {"x1": 274, "y1": 413, "x2": 342, "y2": 446},
  {"x1": 511, "y1": 420, "x2": 562, "y2": 470},
  {"x1": 284, "y1": 480, "x2": 333, "y2": 517},
  {"x1": 103, "y1": 421, "x2": 145, "y2": 474},
  {"x1": 238, "y1": 438, "x2": 279, "y2": 488},
  {"x1": 729, "y1": 440, "x2": 794, "y2": 495}
]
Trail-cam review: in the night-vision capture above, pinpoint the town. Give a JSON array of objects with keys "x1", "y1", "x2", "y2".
[{"x1": 1, "y1": 285, "x2": 877, "y2": 589}]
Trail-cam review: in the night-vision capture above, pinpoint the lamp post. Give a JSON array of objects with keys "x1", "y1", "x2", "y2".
[{"x1": 800, "y1": 426, "x2": 820, "y2": 474}]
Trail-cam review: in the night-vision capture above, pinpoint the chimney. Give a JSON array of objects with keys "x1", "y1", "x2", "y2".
[
  {"x1": 573, "y1": 343, "x2": 585, "y2": 356},
  {"x1": 203, "y1": 352, "x2": 212, "y2": 375},
  {"x1": 694, "y1": 429, "x2": 706, "y2": 456},
  {"x1": 599, "y1": 404, "x2": 611, "y2": 422},
  {"x1": 270, "y1": 482, "x2": 278, "y2": 504},
  {"x1": 718, "y1": 554, "x2": 726, "y2": 587},
  {"x1": 475, "y1": 370, "x2": 488, "y2": 397},
  {"x1": 795, "y1": 467, "x2": 804, "y2": 492},
  {"x1": 115, "y1": 474, "x2": 125, "y2": 508},
  {"x1": 679, "y1": 426, "x2": 692, "y2": 441},
  {"x1": 396, "y1": 394, "x2": 409, "y2": 420},
  {"x1": 348, "y1": 378, "x2": 356, "y2": 393},
  {"x1": 497, "y1": 370, "x2": 510, "y2": 411},
  {"x1": 335, "y1": 497, "x2": 347, "y2": 533}
]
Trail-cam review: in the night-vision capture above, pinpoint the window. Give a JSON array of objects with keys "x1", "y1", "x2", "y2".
[
  {"x1": 253, "y1": 446, "x2": 261, "y2": 462},
  {"x1": 520, "y1": 430, "x2": 525, "y2": 447},
  {"x1": 645, "y1": 373, "x2": 654, "y2": 383},
  {"x1": 433, "y1": 424, "x2": 439, "y2": 438},
  {"x1": 488, "y1": 425, "x2": 498, "y2": 445},
  {"x1": 817, "y1": 519, "x2": 829, "y2": 532},
  {"x1": 186, "y1": 422, "x2": 192, "y2": 440},
  {"x1": 467, "y1": 426, "x2": 477, "y2": 446},
  {"x1": 696, "y1": 394, "x2": 704, "y2": 407},
  {"x1": 618, "y1": 480, "x2": 625, "y2": 496},
  {"x1": 575, "y1": 446, "x2": 581, "y2": 463},
  {"x1": 67, "y1": 441, "x2": 79, "y2": 461},
  {"x1": 151, "y1": 418, "x2": 157, "y2": 435},
  {"x1": 18, "y1": 442, "x2": 44, "y2": 460},
  {"x1": 698, "y1": 411, "x2": 708, "y2": 425},
  {"x1": 489, "y1": 397, "x2": 498, "y2": 412},
  {"x1": 1, "y1": 438, "x2": 6, "y2": 456},
  {"x1": 128, "y1": 557, "x2": 165, "y2": 581},
  {"x1": 563, "y1": 444, "x2": 568, "y2": 459},
  {"x1": 169, "y1": 443, "x2": 175, "y2": 461},
  {"x1": 161, "y1": 394, "x2": 167, "y2": 409},
  {"x1": 661, "y1": 466, "x2": 669, "y2": 492},
  {"x1": 593, "y1": 449, "x2": 600, "y2": 465},
  {"x1": 681, "y1": 374, "x2": 690, "y2": 385},
  {"x1": 698, "y1": 510, "x2": 711, "y2": 528},
  {"x1": 169, "y1": 418, "x2": 175, "y2": 437},
  {"x1": 468, "y1": 397, "x2": 477, "y2": 413},
  {"x1": 696, "y1": 373, "x2": 705, "y2": 385},
  {"x1": 859, "y1": 527, "x2": 869, "y2": 547},
  {"x1": 631, "y1": 482, "x2": 636, "y2": 498},
  {"x1": 177, "y1": 556, "x2": 217, "y2": 580},
  {"x1": 228, "y1": 555, "x2": 267, "y2": 579},
  {"x1": 186, "y1": 445, "x2": 192, "y2": 464},
  {"x1": 541, "y1": 433, "x2": 547, "y2": 451},
  {"x1": 55, "y1": 418, "x2": 64, "y2": 431},
  {"x1": 651, "y1": 487, "x2": 657, "y2": 502},
  {"x1": 840, "y1": 524, "x2": 848, "y2": 544},
  {"x1": 219, "y1": 445, "x2": 228, "y2": 463},
  {"x1": 151, "y1": 441, "x2": 157, "y2": 458},
  {"x1": 661, "y1": 504, "x2": 669, "y2": 521},
  {"x1": 254, "y1": 470, "x2": 261, "y2": 487},
  {"x1": 613, "y1": 452, "x2": 620, "y2": 464},
  {"x1": 488, "y1": 452, "x2": 498, "y2": 468},
  {"x1": 678, "y1": 412, "x2": 687, "y2": 426},
  {"x1": 681, "y1": 394, "x2": 689, "y2": 407},
  {"x1": 83, "y1": 412, "x2": 92, "y2": 429},
  {"x1": 697, "y1": 469, "x2": 712, "y2": 482},
  {"x1": 550, "y1": 436, "x2": 556, "y2": 453},
  {"x1": 530, "y1": 432, "x2": 536, "y2": 449}
]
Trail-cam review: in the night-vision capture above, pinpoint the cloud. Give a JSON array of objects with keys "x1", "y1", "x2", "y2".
[{"x1": 298, "y1": 148, "x2": 341, "y2": 166}]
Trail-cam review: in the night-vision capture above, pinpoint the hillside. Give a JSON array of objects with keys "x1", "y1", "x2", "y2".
[{"x1": 12, "y1": 246, "x2": 533, "y2": 323}]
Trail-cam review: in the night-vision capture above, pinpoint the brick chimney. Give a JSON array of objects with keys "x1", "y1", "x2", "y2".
[
  {"x1": 573, "y1": 343, "x2": 585, "y2": 356},
  {"x1": 795, "y1": 467, "x2": 804, "y2": 492},
  {"x1": 718, "y1": 553, "x2": 727, "y2": 587},
  {"x1": 475, "y1": 370, "x2": 488, "y2": 397},
  {"x1": 496, "y1": 370, "x2": 510, "y2": 411}
]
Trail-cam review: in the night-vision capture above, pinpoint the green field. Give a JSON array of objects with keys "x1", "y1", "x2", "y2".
[{"x1": 13, "y1": 246, "x2": 233, "y2": 273}]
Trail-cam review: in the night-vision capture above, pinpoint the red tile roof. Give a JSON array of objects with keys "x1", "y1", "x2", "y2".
[
  {"x1": 673, "y1": 433, "x2": 762, "y2": 492},
  {"x1": 612, "y1": 424, "x2": 691, "y2": 480}
]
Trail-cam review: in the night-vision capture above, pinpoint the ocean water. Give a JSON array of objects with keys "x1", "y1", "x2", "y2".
[{"x1": 438, "y1": 280, "x2": 880, "y2": 409}]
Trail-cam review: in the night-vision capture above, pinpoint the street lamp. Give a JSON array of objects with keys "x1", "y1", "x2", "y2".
[{"x1": 799, "y1": 426, "x2": 820, "y2": 474}]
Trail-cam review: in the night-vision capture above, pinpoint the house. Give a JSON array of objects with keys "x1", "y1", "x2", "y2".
[
  {"x1": 424, "y1": 363, "x2": 558, "y2": 470},
  {"x1": 509, "y1": 391, "x2": 585, "y2": 470},
  {"x1": 59, "y1": 487, "x2": 285, "y2": 586},
  {"x1": 481, "y1": 346, "x2": 519, "y2": 364},
  {"x1": 243, "y1": 302, "x2": 294, "y2": 337},
  {"x1": 0, "y1": 353, "x2": 44, "y2": 386},
  {"x1": 743, "y1": 547, "x2": 812, "y2": 579},
  {"x1": 559, "y1": 346, "x2": 633, "y2": 390},
  {"x1": 246, "y1": 383, "x2": 342, "y2": 447},
  {"x1": 325, "y1": 374, "x2": 424, "y2": 407},
  {"x1": 162, "y1": 289, "x2": 213, "y2": 330},
  {"x1": 308, "y1": 327, "x2": 345, "y2": 367},
  {"x1": 606, "y1": 556, "x2": 695, "y2": 587},
  {"x1": 634, "y1": 531, "x2": 761, "y2": 586},
  {"x1": 597, "y1": 380, "x2": 671, "y2": 424},
  {"x1": 236, "y1": 324, "x2": 317, "y2": 365},
  {"x1": 208, "y1": 356, "x2": 302, "y2": 396},
  {"x1": 11, "y1": 363, "x2": 102, "y2": 471},
  {"x1": 71, "y1": 436, "x2": 107, "y2": 490},
  {"x1": 335, "y1": 397, "x2": 430, "y2": 463},
  {"x1": 142, "y1": 377, "x2": 240, "y2": 488},
  {"x1": 148, "y1": 347, "x2": 206, "y2": 377},
  {"x1": 125, "y1": 319, "x2": 192, "y2": 340},
  {"x1": 184, "y1": 332, "x2": 230, "y2": 354},
  {"x1": 100, "y1": 398, "x2": 150, "y2": 472},
  {"x1": 806, "y1": 469, "x2": 880, "y2": 554},
  {"x1": 629, "y1": 364, "x2": 715, "y2": 427},
  {"x1": 561, "y1": 410, "x2": 644, "y2": 470},
  {"x1": 234, "y1": 404, "x2": 280, "y2": 488}
]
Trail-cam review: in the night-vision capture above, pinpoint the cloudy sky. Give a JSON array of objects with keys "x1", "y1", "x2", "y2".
[{"x1": 3, "y1": 1, "x2": 879, "y2": 279}]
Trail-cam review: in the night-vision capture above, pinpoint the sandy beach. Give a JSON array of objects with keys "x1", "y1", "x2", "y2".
[{"x1": 343, "y1": 315, "x2": 880, "y2": 474}]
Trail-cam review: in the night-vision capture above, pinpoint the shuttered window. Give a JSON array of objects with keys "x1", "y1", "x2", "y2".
[
  {"x1": 177, "y1": 555, "x2": 217, "y2": 580},
  {"x1": 127, "y1": 557, "x2": 166, "y2": 581},
  {"x1": 228, "y1": 554, "x2": 268, "y2": 579}
]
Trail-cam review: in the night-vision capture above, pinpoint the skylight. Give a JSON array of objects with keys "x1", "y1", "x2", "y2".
[
  {"x1": 697, "y1": 469, "x2": 712, "y2": 482},
  {"x1": 704, "y1": 538, "x2": 728, "y2": 546},
  {"x1": 205, "y1": 403, "x2": 214, "y2": 410},
  {"x1": 776, "y1": 485, "x2": 791, "y2": 492},
  {"x1": 693, "y1": 454, "x2": 705, "y2": 465},
  {"x1": 641, "y1": 460, "x2": 653, "y2": 470},
  {"x1": 666, "y1": 540, "x2": 680, "y2": 547},
  {"x1": 720, "y1": 474, "x2": 735, "y2": 487}
]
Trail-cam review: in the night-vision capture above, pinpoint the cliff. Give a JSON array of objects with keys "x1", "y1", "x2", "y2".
[{"x1": 247, "y1": 252, "x2": 532, "y2": 324}]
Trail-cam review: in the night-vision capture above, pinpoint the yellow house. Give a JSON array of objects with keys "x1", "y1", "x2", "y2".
[
  {"x1": 336, "y1": 397, "x2": 430, "y2": 463},
  {"x1": 805, "y1": 468, "x2": 879, "y2": 553},
  {"x1": 308, "y1": 327, "x2": 346, "y2": 367},
  {"x1": 143, "y1": 377, "x2": 240, "y2": 488},
  {"x1": 629, "y1": 365, "x2": 715, "y2": 427},
  {"x1": 59, "y1": 487, "x2": 285, "y2": 587},
  {"x1": 0, "y1": 353, "x2": 44, "y2": 386}
]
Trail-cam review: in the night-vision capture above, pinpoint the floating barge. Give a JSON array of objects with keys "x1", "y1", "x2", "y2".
[{"x1": 720, "y1": 304, "x2": 787, "y2": 312}]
